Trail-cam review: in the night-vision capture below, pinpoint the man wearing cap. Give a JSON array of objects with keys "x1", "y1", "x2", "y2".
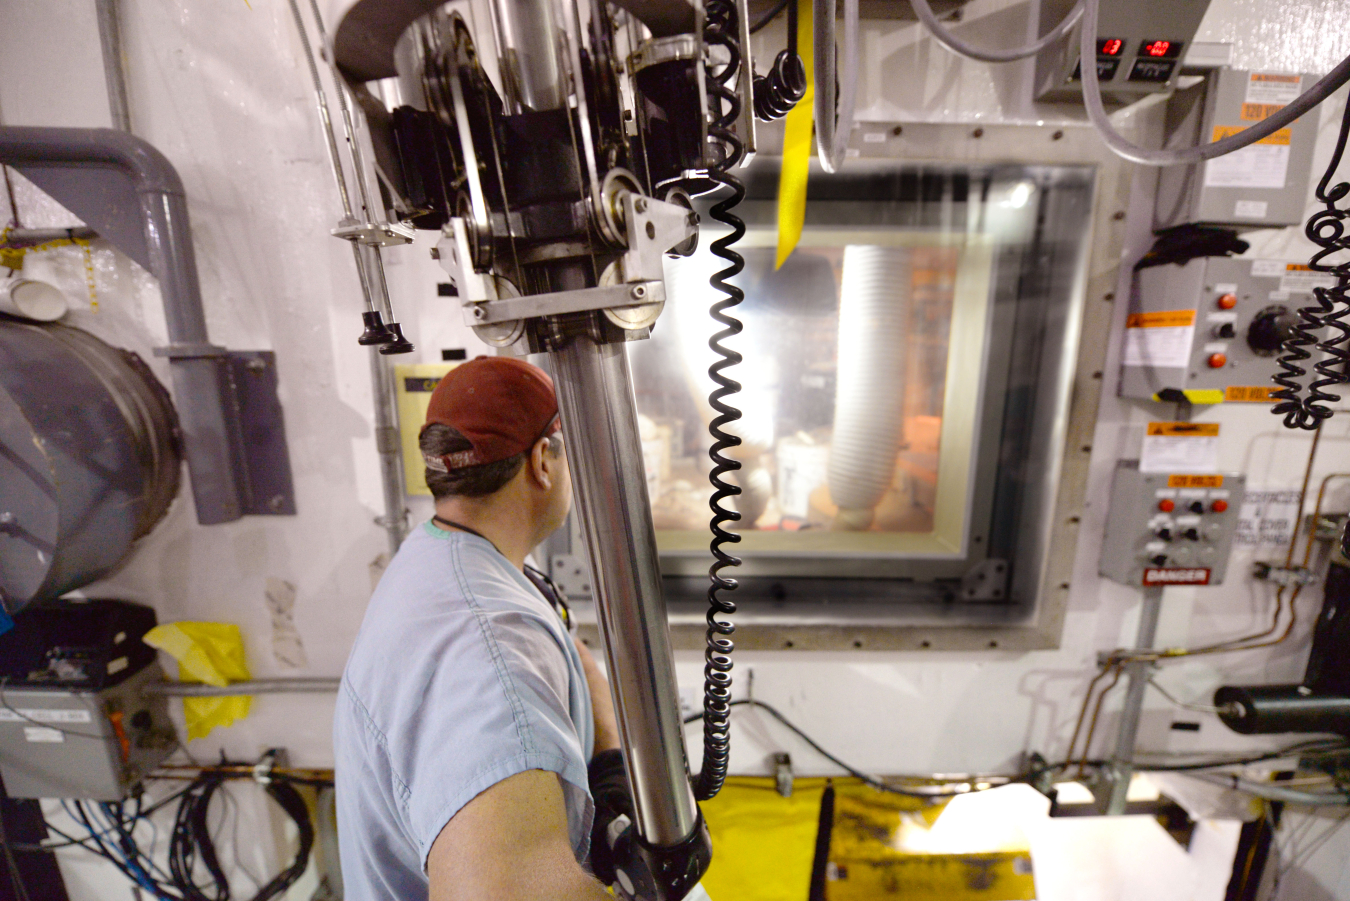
[{"x1": 334, "y1": 356, "x2": 626, "y2": 900}]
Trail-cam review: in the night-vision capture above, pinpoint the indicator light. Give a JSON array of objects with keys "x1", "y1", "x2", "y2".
[
  {"x1": 1207, "y1": 352, "x2": 1227, "y2": 368},
  {"x1": 1217, "y1": 293, "x2": 1237, "y2": 309},
  {"x1": 1211, "y1": 499, "x2": 1229, "y2": 513},
  {"x1": 1158, "y1": 498, "x2": 1175, "y2": 512}
]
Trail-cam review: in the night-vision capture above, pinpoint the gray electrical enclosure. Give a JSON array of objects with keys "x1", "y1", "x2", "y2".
[
  {"x1": 1121, "y1": 256, "x2": 1331, "y2": 403},
  {"x1": 1100, "y1": 462, "x2": 1246, "y2": 587},
  {"x1": 0, "y1": 664, "x2": 176, "y2": 800},
  {"x1": 1156, "y1": 69, "x2": 1319, "y2": 230}
]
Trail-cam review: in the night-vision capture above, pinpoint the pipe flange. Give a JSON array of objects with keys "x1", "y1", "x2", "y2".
[
  {"x1": 597, "y1": 168, "x2": 641, "y2": 248},
  {"x1": 662, "y1": 187, "x2": 698, "y2": 257},
  {"x1": 599, "y1": 262, "x2": 664, "y2": 331},
  {"x1": 471, "y1": 277, "x2": 525, "y2": 347}
]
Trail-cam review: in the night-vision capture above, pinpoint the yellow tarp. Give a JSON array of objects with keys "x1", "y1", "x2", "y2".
[
  {"x1": 143, "y1": 622, "x2": 252, "y2": 741},
  {"x1": 699, "y1": 777, "x2": 1036, "y2": 900}
]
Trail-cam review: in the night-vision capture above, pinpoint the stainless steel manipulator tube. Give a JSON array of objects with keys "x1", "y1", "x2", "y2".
[{"x1": 550, "y1": 334, "x2": 700, "y2": 848}]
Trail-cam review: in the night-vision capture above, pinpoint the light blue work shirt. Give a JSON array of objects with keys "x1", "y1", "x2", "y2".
[{"x1": 334, "y1": 522, "x2": 595, "y2": 900}]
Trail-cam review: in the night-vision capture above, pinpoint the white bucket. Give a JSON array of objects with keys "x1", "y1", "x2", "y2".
[{"x1": 0, "y1": 278, "x2": 68, "y2": 322}]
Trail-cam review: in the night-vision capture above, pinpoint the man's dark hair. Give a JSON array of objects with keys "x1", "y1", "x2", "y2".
[{"x1": 420, "y1": 423, "x2": 563, "y2": 500}]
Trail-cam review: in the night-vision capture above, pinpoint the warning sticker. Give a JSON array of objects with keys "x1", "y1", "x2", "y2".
[
  {"x1": 1205, "y1": 126, "x2": 1291, "y2": 189},
  {"x1": 1252, "y1": 259, "x2": 1288, "y2": 278},
  {"x1": 1168, "y1": 474, "x2": 1224, "y2": 488},
  {"x1": 1279, "y1": 264, "x2": 1337, "y2": 294},
  {"x1": 1225, "y1": 385, "x2": 1277, "y2": 402},
  {"x1": 1143, "y1": 567, "x2": 1212, "y2": 586},
  {"x1": 1123, "y1": 310, "x2": 1197, "y2": 368},
  {"x1": 1141, "y1": 422, "x2": 1220, "y2": 474},
  {"x1": 23, "y1": 727, "x2": 64, "y2": 743},
  {"x1": 1246, "y1": 72, "x2": 1302, "y2": 107}
]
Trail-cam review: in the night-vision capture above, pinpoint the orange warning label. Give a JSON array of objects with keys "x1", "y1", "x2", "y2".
[
  {"x1": 1225, "y1": 385, "x2": 1277, "y2": 402},
  {"x1": 1212, "y1": 125, "x2": 1291, "y2": 145},
  {"x1": 1251, "y1": 73, "x2": 1301, "y2": 84},
  {"x1": 1240, "y1": 102, "x2": 1285, "y2": 121},
  {"x1": 1147, "y1": 422, "x2": 1221, "y2": 437},
  {"x1": 1168, "y1": 474, "x2": 1224, "y2": 488},
  {"x1": 1126, "y1": 310, "x2": 1197, "y2": 329}
]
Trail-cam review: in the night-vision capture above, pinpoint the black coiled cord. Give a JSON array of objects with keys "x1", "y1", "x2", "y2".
[
  {"x1": 753, "y1": 50, "x2": 807, "y2": 121},
  {"x1": 692, "y1": 0, "x2": 746, "y2": 803},
  {"x1": 1273, "y1": 94, "x2": 1350, "y2": 430}
]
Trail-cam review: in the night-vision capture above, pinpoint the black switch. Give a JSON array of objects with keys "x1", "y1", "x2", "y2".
[
  {"x1": 1157, "y1": 528, "x2": 1173, "y2": 542},
  {"x1": 1189, "y1": 501, "x2": 1205, "y2": 514},
  {"x1": 1213, "y1": 323, "x2": 1236, "y2": 339},
  {"x1": 1151, "y1": 554, "x2": 1169, "y2": 567},
  {"x1": 1182, "y1": 527, "x2": 1200, "y2": 541}
]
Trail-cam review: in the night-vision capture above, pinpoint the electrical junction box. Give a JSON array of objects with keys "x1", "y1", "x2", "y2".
[
  {"x1": 1100, "y1": 462, "x2": 1246, "y2": 587},
  {"x1": 1120, "y1": 256, "x2": 1334, "y2": 404},
  {"x1": 1034, "y1": 0, "x2": 1213, "y2": 102},
  {"x1": 0, "y1": 662, "x2": 176, "y2": 800},
  {"x1": 1156, "y1": 68, "x2": 1320, "y2": 230}
]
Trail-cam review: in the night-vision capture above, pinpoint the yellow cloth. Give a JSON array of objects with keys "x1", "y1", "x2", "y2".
[
  {"x1": 775, "y1": 0, "x2": 815, "y2": 270},
  {"x1": 142, "y1": 622, "x2": 252, "y2": 741},
  {"x1": 699, "y1": 777, "x2": 829, "y2": 900}
]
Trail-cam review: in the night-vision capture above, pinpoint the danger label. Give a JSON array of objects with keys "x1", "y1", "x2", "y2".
[
  {"x1": 1225, "y1": 385, "x2": 1277, "y2": 402},
  {"x1": 1143, "y1": 567, "x2": 1212, "y2": 585},
  {"x1": 1168, "y1": 474, "x2": 1224, "y2": 488}
]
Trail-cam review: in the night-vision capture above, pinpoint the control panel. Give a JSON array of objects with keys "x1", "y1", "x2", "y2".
[
  {"x1": 1100, "y1": 462, "x2": 1246, "y2": 587},
  {"x1": 1034, "y1": 0, "x2": 1213, "y2": 102},
  {"x1": 1121, "y1": 256, "x2": 1331, "y2": 404}
]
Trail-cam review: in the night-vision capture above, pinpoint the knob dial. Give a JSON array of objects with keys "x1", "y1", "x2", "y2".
[
  {"x1": 1157, "y1": 527, "x2": 1174, "y2": 542},
  {"x1": 1182, "y1": 527, "x2": 1200, "y2": 541},
  {"x1": 1189, "y1": 501, "x2": 1205, "y2": 514},
  {"x1": 1247, "y1": 305, "x2": 1299, "y2": 357}
]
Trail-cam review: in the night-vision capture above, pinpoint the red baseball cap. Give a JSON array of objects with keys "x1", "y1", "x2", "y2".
[{"x1": 421, "y1": 356, "x2": 561, "y2": 472}]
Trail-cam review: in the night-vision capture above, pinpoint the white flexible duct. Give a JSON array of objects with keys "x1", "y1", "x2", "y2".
[{"x1": 828, "y1": 246, "x2": 910, "y2": 530}]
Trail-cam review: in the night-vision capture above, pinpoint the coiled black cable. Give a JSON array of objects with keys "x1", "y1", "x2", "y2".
[
  {"x1": 1273, "y1": 94, "x2": 1350, "y2": 430},
  {"x1": 753, "y1": 50, "x2": 807, "y2": 121},
  {"x1": 692, "y1": 0, "x2": 746, "y2": 803}
]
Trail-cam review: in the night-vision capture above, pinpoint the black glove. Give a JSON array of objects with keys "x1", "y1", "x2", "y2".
[{"x1": 588, "y1": 748, "x2": 634, "y2": 886}]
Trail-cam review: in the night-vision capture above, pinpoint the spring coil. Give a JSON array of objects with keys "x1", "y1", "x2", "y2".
[
  {"x1": 1273, "y1": 94, "x2": 1350, "y2": 430},
  {"x1": 753, "y1": 49, "x2": 807, "y2": 121},
  {"x1": 692, "y1": 0, "x2": 746, "y2": 804}
]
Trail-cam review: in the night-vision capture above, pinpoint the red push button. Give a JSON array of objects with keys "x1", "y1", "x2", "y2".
[
  {"x1": 1207, "y1": 352, "x2": 1227, "y2": 368},
  {"x1": 1211, "y1": 499, "x2": 1228, "y2": 513},
  {"x1": 1217, "y1": 293, "x2": 1237, "y2": 310},
  {"x1": 1158, "y1": 498, "x2": 1176, "y2": 512}
]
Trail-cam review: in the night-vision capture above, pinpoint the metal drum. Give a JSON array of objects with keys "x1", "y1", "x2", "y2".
[{"x1": 0, "y1": 320, "x2": 181, "y2": 614}]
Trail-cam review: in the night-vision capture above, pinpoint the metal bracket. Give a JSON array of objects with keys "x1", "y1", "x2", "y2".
[
  {"x1": 960, "y1": 558, "x2": 1010, "y2": 601},
  {"x1": 772, "y1": 753, "x2": 793, "y2": 798},
  {"x1": 331, "y1": 218, "x2": 415, "y2": 247},
  {"x1": 435, "y1": 217, "x2": 500, "y2": 303},
  {"x1": 152, "y1": 343, "x2": 228, "y2": 360},
  {"x1": 619, "y1": 193, "x2": 698, "y2": 283},
  {"x1": 226, "y1": 351, "x2": 297, "y2": 516},
  {"x1": 1252, "y1": 561, "x2": 1319, "y2": 587},
  {"x1": 466, "y1": 282, "x2": 666, "y2": 326}
]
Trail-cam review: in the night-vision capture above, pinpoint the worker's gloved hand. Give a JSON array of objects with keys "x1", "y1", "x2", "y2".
[{"x1": 588, "y1": 747, "x2": 634, "y2": 887}]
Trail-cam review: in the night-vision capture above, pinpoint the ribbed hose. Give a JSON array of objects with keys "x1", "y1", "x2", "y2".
[
  {"x1": 827, "y1": 246, "x2": 910, "y2": 530},
  {"x1": 692, "y1": 0, "x2": 746, "y2": 803}
]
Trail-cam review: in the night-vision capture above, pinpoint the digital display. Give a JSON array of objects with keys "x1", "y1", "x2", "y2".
[
  {"x1": 1097, "y1": 38, "x2": 1125, "y2": 57},
  {"x1": 1140, "y1": 39, "x2": 1183, "y2": 59}
]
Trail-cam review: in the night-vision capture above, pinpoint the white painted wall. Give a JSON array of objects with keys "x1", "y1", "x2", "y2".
[{"x1": 3, "y1": 0, "x2": 1349, "y2": 898}]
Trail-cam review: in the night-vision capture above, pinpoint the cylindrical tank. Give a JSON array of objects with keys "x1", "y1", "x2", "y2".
[
  {"x1": 1215, "y1": 684, "x2": 1350, "y2": 735},
  {"x1": 0, "y1": 320, "x2": 181, "y2": 614}
]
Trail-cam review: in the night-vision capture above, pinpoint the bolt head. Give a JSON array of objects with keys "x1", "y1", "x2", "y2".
[
  {"x1": 473, "y1": 306, "x2": 486, "y2": 319},
  {"x1": 634, "y1": 197, "x2": 648, "y2": 213},
  {"x1": 631, "y1": 285, "x2": 647, "y2": 299},
  {"x1": 430, "y1": 247, "x2": 441, "y2": 260}
]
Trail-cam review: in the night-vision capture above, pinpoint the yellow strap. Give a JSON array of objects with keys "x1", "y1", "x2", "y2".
[{"x1": 775, "y1": 0, "x2": 814, "y2": 270}]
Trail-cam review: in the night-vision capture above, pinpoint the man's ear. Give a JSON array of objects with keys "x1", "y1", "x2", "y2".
[{"x1": 528, "y1": 437, "x2": 554, "y2": 490}]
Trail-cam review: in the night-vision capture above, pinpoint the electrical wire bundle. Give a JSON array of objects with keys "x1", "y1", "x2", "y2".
[
  {"x1": 1273, "y1": 95, "x2": 1350, "y2": 431},
  {"x1": 690, "y1": 0, "x2": 747, "y2": 804},
  {"x1": 31, "y1": 763, "x2": 322, "y2": 901}
]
